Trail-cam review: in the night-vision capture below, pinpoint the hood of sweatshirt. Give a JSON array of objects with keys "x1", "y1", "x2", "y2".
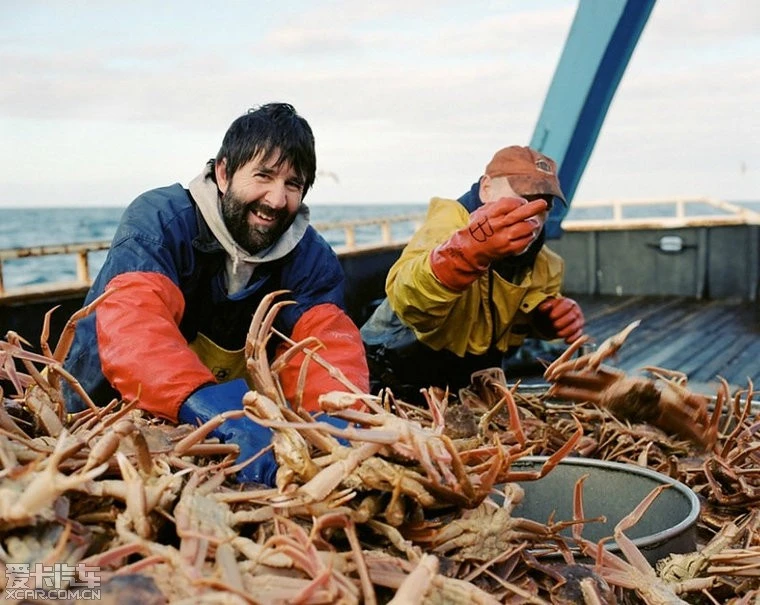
[{"x1": 188, "y1": 163, "x2": 309, "y2": 294}]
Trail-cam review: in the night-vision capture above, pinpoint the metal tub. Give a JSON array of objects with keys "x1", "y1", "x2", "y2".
[{"x1": 500, "y1": 456, "x2": 700, "y2": 565}]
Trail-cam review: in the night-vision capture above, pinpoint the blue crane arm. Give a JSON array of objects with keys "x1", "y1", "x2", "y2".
[{"x1": 532, "y1": 0, "x2": 656, "y2": 239}]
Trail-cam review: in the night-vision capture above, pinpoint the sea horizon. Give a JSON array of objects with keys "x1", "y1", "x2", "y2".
[
  {"x1": 1, "y1": 198, "x2": 758, "y2": 210},
  {"x1": 0, "y1": 204, "x2": 428, "y2": 290},
  {"x1": 1, "y1": 199, "x2": 758, "y2": 290}
]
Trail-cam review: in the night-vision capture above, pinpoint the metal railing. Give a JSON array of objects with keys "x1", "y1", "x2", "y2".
[
  {"x1": 0, "y1": 242, "x2": 112, "y2": 298},
  {"x1": 1, "y1": 197, "x2": 757, "y2": 299},
  {"x1": 312, "y1": 213, "x2": 425, "y2": 251},
  {"x1": 0, "y1": 214, "x2": 425, "y2": 297},
  {"x1": 563, "y1": 196, "x2": 760, "y2": 231}
]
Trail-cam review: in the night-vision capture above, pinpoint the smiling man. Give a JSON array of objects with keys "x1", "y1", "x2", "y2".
[{"x1": 63, "y1": 103, "x2": 369, "y2": 486}]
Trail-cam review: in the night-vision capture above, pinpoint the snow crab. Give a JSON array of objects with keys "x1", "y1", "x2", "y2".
[{"x1": 543, "y1": 321, "x2": 723, "y2": 448}]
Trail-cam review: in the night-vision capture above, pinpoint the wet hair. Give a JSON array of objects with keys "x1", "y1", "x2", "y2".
[{"x1": 211, "y1": 102, "x2": 316, "y2": 197}]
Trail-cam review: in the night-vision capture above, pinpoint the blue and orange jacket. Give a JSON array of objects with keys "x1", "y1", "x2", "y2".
[{"x1": 63, "y1": 182, "x2": 369, "y2": 421}]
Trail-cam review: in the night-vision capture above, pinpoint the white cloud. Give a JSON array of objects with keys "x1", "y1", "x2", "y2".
[
  {"x1": 1, "y1": 0, "x2": 759, "y2": 208},
  {"x1": 573, "y1": 0, "x2": 760, "y2": 201}
]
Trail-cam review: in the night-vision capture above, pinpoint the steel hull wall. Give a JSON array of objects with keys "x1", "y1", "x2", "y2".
[{"x1": 550, "y1": 224, "x2": 759, "y2": 301}]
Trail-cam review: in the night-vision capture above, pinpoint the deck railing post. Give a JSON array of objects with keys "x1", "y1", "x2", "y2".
[
  {"x1": 675, "y1": 199, "x2": 686, "y2": 220},
  {"x1": 381, "y1": 221, "x2": 391, "y2": 244},
  {"x1": 76, "y1": 251, "x2": 90, "y2": 284},
  {"x1": 344, "y1": 226, "x2": 356, "y2": 249},
  {"x1": 612, "y1": 200, "x2": 622, "y2": 223}
]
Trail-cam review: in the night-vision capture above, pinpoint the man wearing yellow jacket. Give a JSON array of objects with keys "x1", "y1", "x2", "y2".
[{"x1": 360, "y1": 145, "x2": 584, "y2": 401}]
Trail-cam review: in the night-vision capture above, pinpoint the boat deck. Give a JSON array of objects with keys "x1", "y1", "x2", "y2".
[{"x1": 571, "y1": 294, "x2": 760, "y2": 396}]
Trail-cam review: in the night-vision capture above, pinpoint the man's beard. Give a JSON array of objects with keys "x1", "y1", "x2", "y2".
[{"x1": 220, "y1": 189, "x2": 295, "y2": 255}]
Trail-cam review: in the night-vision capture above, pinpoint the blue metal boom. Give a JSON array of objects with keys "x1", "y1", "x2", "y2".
[{"x1": 531, "y1": 0, "x2": 656, "y2": 238}]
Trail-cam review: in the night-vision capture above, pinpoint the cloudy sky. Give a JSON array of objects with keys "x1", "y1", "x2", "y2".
[{"x1": 2, "y1": 0, "x2": 758, "y2": 208}]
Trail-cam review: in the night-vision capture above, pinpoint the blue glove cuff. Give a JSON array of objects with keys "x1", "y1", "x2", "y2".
[
  {"x1": 178, "y1": 379, "x2": 278, "y2": 486},
  {"x1": 178, "y1": 379, "x2": 250, "y2": 425},
  {"x1": 177, "y1": 382, "x2": 352, "y2": 486},
  {"x1": 236, "y1": 449, "x2": 278, "y2": 485}
]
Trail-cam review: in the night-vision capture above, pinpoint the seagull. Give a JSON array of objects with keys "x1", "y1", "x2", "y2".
[{"x1": 317, "y1": 169, "x2": 340, "y2": 184}]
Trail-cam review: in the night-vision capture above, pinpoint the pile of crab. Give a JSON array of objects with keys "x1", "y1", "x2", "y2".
[{"x1": 1, "y1": 292, "x2": 760, "y2": 604}]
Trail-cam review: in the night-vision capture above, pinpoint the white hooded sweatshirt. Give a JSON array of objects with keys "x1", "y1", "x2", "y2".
[{"x1": 188, "y1": 164, "x2": 310, "y2": 295}]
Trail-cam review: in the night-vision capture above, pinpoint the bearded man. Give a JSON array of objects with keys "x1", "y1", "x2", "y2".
[{"x1": 63, "y1": 103, "x2": 369, "y2": 485}]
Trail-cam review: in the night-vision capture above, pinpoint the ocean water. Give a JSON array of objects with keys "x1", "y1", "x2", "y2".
[
  {"x1": 0, "y1": 204, "x2": 427, "y2": 289},
  {"x1": 1, "y1": 200, "x2": 758, "y2": 290}
]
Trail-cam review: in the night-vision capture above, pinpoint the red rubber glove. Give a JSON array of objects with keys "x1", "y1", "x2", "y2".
[
  {"x1": 533, "y1": 297, "x2": 585, "y2": 343},
  {"x1": 430, "y1": 197, "x2": 548, "y2": 290}
]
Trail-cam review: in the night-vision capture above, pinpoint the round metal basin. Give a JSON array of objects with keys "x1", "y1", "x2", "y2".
[{"x1": 500, "y1": 456, "x2": 700, "y2": 565}]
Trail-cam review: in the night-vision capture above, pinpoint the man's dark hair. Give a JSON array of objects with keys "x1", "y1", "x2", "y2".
[{"x1": 212, "y1": 103, "x2": 316, "y2": 197}]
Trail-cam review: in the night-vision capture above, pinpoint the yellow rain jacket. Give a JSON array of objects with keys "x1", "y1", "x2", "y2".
[{"x1": 385, "y1": 197, "x2": 565, "y2": 356}]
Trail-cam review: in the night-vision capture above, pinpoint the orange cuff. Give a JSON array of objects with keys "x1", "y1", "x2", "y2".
[{"x1": 277, "y1": 304, "x2": 369, "y2": 412}]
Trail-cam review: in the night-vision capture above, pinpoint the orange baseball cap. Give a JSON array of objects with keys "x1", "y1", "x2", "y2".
[{"x1": 484, "y1": 145, "x2": 566, "y2": 205}]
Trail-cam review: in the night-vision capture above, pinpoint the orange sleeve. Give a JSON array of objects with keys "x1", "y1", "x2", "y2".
[
  {"x1": 277, "y1": 303, "x2": 369, "y2": 412},
  {"x1": 97, "y1": 272, "x2": 215, "y2": 421}
]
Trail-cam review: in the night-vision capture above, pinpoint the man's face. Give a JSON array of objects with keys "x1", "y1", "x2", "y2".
[
  {"x1": 483, "y1": 175, "x2": 552, "y2": 211},
  {"x1": 481, "y1": 174, "x2": 520, "y2": 203},
  {"x1": 216, "y1": 153, "x2": 304, "y2": 254},
  {"x1": 481, "y1": 175, "x2": 549, "y2": 255}
]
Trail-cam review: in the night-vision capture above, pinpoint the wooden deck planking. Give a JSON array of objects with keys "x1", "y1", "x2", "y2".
[
  {"x1": 650, "y1": 306, "x2": 744, "y2": 372},
  {"x1": 581, "y1": 296, "x2": 680, "y2": 336},
  {"x1": 572, "y1": 295, "x2": 760, "y2": 392},
  {"x1": 581, "y1": 298, "x2": 717, "y2": 369},
  {"x1": 681, "y1": 331, "x2": 753, "y2": 383},
  {"x1": 730, "y1": 338, "x2": 760, "y2": 388}
]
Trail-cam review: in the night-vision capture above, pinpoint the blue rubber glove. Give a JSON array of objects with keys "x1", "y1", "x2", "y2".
[{"x1": 178, "y1": 379, "x2": 278, "y2": 486}]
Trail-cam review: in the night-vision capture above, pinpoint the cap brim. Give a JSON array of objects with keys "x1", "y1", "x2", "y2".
[{"x1": 510, "y1": 175, "x2": 567, "y2": 207}]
